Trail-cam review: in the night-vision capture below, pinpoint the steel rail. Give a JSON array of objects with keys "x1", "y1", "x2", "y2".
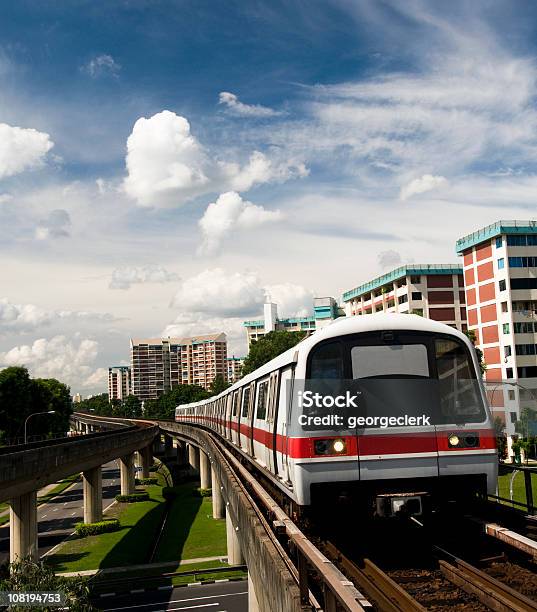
[
  {"x1": 438, "y1": 556, "x2": 537, "y2": 612},
  {"x1": 323, "y1": 542, "x2": 426, "y2": 612}
]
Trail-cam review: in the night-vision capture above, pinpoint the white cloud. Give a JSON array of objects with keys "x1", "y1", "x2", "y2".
[
  {"x1": 82, "y1": 367, "x2": 108, "y2": 388},
  {"x1": 170, "y1": 268, "x2": 315, "y2": 318},
  {"x1": 377, "y1": 250, "x2": 402, "y2": 269},
  {"x1": 35, "y1": 209, "x2": 71, "y2": 240},
  {"x1": 0, "y1": 335, "x2": 103, "y2": 389},
  {"x1": 123, "y1": 110, "x2": 307, "y2": 207},
  {"x1": 82, "y1": 54, "x2": 121, "y2": 78},
  {"x1": 0, "y1": 194, "x2": 12, "y2": 204},
  {"x1": 399, "y1": 174, "x2": 448, "y2": 200},
  {"x1": 199, "y1": 191, "x2": 283, "y2": 254},
  {"x1": 218, "y1": 92, "x2": 282, "y2": 117},
  {"x1": 0, "y1": 298, "x2": 117, "y2": 334},
  {"x1": 109, "y1": 264, "x2": 179, "y2": 290},
  {"x1": 0, "y1": 123, "x2": 54, "y2": 180}
]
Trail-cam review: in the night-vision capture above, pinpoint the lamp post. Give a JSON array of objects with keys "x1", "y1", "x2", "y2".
[{"x1": 24, "y1": 410, "x2": 55, "y2": 444}]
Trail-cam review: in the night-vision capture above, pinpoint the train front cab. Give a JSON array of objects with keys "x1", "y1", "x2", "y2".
[{"x1": 295, "y1": 327, "x2": 497, "y2": 519}]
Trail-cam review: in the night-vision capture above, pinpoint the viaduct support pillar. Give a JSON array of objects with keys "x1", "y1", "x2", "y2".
[
  {"x1": 200, "y1": 451, "x2": 211, "y2": 490},
  {"x1": 140, "y1": 445, "x2": 152, "y2": 479},
  {"x1": 211, "y1": 468, "x2": 224, "y2": 519},
  {"x1": 188, "y1": 444, "x2": 200, "y2": 472},
  {"x1": 176, "y1": 441, "x2": 188, "y2": 466},
  {"x1": 248, "y1": 572, "x2": 261, "y2": 612},
  {"x1": 10, "y1": 491, "x2": 38, "y2": 562},
  {"x1": 164, "y1": 435, "x2": 174, "y2": 458},
  {"x1": 226, "y1": 510, "x2": 244, "y2": 565},
  {"x1": 82, "y1": 466, "x2": 102, "y2": 524},
  {"x1": 120, "y1": 453, "x2": 135, "y2": 495}
]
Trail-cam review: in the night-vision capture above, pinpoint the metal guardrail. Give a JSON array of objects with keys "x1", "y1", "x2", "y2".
[{"x1": 495, "y1": 462, "x2": 537, "y2": 514}]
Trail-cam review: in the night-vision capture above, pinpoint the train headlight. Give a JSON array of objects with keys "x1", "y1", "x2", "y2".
[
  {"x1": 332, "y1": 439, "x2": 346, "y2": 453},
  {"x1": 448, "y1": 434, "x2": 460, "y2": 447},
  {"x1": 314, "y1": 438, "x2": 347, "y2": 455}
]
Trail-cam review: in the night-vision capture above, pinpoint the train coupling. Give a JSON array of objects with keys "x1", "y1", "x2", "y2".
[{"x1": 375, "y1": 492, "x2": 429, "y2": 518}]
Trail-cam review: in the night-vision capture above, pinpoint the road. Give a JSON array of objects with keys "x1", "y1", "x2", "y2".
[
  {"x1": 0, "y1": 461, "x2": 121, "y2": 563},
  {"x1": 96, "y1": 579, "x2": 248, "y2": 612}
]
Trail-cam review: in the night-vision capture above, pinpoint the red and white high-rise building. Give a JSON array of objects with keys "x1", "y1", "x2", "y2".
[{"x1": 456, "y1": 220, "x2": 537, "y2": 432}]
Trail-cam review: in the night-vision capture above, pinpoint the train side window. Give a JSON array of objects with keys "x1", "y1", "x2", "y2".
[
  {"x1": 241, "y1": 387, "x2": 250, "y2": 417},
  {"x1": 256, "y1": 380, "x2": 269, "y2": 420},
  {"x1": 233, "y1": 390, "x2": 240, "y2": 416},
  {"x1": 309, "y1": 341, "x2": 344, "y2": 379}
]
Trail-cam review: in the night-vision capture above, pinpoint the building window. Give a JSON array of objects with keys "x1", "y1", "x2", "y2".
[
  {"x1": 412, "y1": 292, "x2": 422, "y2": 300},
  {"x1": 497, "y1": 258, "x2": 505, "y2": 269},
  {"x1": 503, "y1": 323, "x2": 510, "y2": 334},
  {"x1": 501, "y1": 302, "x2": 508, "y2": 313},
  {"x1": 506, "y1": 367, "x2": 513, "y2": 379},
  {"x1": 410, "y1": 275, "x2": 421, "y2": 284},
  {"x1": 511, "y1": 278, "x2": 537, "y2": 290},
  {"x1": 510, "y1": 412, "x2": 517, "y2": 423},
  {"x1": 499, "y1": 279, "x2": 506, "y2": 292},
  {"x1": 504, "y1": 345, "x2": 512, "y2": 358},
  {"x1": 508, "y1": 390, "x2": 515, "y2": 401},
  {"x1": 496, "y1": 236, "x2": 502, "y2": 248},
  {"x1": 398, "y1": 294, "x2": 408, "y2": 305},
  {"x1": 515, "y1": 343, "x2": 537, "y2": 356}
]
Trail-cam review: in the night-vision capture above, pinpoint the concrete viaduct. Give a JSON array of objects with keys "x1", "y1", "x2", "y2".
[{"x1": 0, "y1": 414, "x2": 366, "y2": 612}]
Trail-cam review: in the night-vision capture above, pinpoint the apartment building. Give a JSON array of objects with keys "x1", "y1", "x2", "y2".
[
  {"x1": 456, "y1": 220, "x2": 537, "y2": 431},
  {"x1": 244, "y1": 297, "x2": 343, "y2": 346},
  {"x1": 342, "y1": 264, "x2": 467, "y2": 331},
  {"x1": 108, "y1": 366, "x2": 132, "y2": 402},
  {"x1": 130, "y1": 334, "x2": 227, "y2": 400},
  {"x1": 226, "y1": 356, "x2": 245, "y2": 383}
]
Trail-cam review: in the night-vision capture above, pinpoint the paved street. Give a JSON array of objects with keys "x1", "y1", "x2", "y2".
[
  {"x1": 97, "y1": 579, "x2": 248, "y2": 612},
  {"x1": 0, "y1": 461, "x2": 121, "y2": 563}
]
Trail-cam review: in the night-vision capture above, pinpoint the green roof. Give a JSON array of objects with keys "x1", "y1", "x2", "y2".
[
  {"x1": 342, "y1": 264, "x2": 462, "y2": 302},
  {"x1": 456, "y1": 220, "x2": 537, "y2": 254}
]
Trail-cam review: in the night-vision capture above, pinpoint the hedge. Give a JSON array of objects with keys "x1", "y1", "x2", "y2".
[
  {"x1": 115, "y1": 492, "x2": 150, "y2": 503},
  {"x1": 136, "y1": 477, "x2": 158, "y2": 485},
  {"x1": 195, "y1": 487, "x2": 212, "y2": 498},
  {"x1": 75, "y1": 518, "x2": 120, "y2": 537}
]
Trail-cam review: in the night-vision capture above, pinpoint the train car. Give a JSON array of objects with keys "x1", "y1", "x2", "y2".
[{"x1": 176, "y1": 314, "x2": 497, "y2": 519}]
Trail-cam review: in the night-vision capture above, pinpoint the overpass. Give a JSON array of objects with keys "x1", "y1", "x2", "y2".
[{"x1": 0, "y1": 412, "x2": 367, "y2": 611}]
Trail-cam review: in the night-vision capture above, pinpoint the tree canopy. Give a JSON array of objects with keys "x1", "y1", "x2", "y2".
[
  {"x1": 241, "y1": 330, "x2": 307, "y2": 376},
  {"x1": 0, "y1": 367, "x2": 72, "y2": 444}
]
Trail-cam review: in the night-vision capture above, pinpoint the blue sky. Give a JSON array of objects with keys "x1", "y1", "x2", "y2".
[{"x1": 1, "y1": 0, "x2": 537, "y2": 393}]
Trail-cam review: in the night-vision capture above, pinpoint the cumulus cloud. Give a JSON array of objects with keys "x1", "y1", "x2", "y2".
[
  {"x1": 123, "y1": 110, "x2": 307, "y2": 207},
  {"x1": 35, "y1": 209, "x2": 71, "y2": 240},
  {"x1": 0, "y1": 335, "x2": 104, "y2": 389},
  {"x1": 109, "y1": 264, "x2": 179, "y2": 290},
  {"x1": 0, "y1": 298, "x2": 117, "y2": 334},
  {"x1": 199, "y1": 191, "x2": 283, "y2": 254},
  {"x1": 82, "y1": 54, "x2": 121, "y2": 78},
  {"x1": 399, "y1": 175, "x2": 448, "y2": 201},
  {"x1": 170, "y1": 268, "x2": 314, "y2": 318},
  {"x1": 0, "y1": 123, "x2": 54, "y2": 180},
  {"x1": 218, "y1": 92, "x2": 282, "y2": 117},
  {"x1": 377, "y1": 250, "x2": 403, "y2": 270}
]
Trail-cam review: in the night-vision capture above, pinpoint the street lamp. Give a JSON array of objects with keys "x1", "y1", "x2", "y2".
[{"x1": 24, "y1": 410, "x2": 56, "y2": 444}]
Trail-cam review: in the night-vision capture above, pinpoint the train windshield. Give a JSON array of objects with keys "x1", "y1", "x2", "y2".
[{"x1": 304, "y1": 331, "x2": 486, "y2": 427}]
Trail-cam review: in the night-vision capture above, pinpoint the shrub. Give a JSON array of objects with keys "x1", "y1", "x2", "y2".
[
  {"x1": 136, "y1": 477, "x2": 158, "y2": 485},
  {"x1": 75, "y1": 518, "x2": 120, "y2": 537},
  {"x1": 115, "y1": 492, "x2": 150, "y2": 503},
  {"x1": 195, "y1": 487, "x2": 212, "y2": 498}
]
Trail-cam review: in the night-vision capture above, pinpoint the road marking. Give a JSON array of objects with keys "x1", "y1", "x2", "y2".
[
  {"x1": 131, "y1": 589, "x2": 144, "y2": 594},
  {"x1": 103, "y1": 591, "x2": 247, "y2": 612},
  {"x1": 187, "y1": 582, "x2": 202, "y2": 587},
  {"x1": 158, "y1": 585, "x2": 173, "y2": 591},
  {"x1": 99, "y1": 593, "x2": 116, "y2": 598},
  {"x1": 167, "y1": 605, "x2": 218, "y2": 611},
  {"x1": 214, "y1": 579, "x2": 229, "y2": 583}
]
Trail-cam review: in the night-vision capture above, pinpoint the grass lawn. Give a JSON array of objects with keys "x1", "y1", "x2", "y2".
[
  {"x1": 0, "y1": 474, "x2": 81, "y2": 526},
  {"x1": 152, "y1": 481, "x2": 227, "y2": 563},
  {"x1": 46, "y1": 476, "x2": 167, "y2": 573},
  {"x1": 497, "y1": 469, "x2": 537, "y2": 508}
]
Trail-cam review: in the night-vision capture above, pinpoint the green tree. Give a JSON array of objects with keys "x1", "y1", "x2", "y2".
[
  {"x1": 0, "y1": 367, "x2": 36, "y2": 442},
  {"x1": 75, "y1": 393, "x2": 110, "y2": 416},
  {"x1": 144, "y1": 385, "x2": 210, "y2": 420},
  {"x1": 464, "y1": 330, "x2": 486, "y2": 375},
  {"x1": 122, "y1": 394, "x2": 142, "y2": 418},
  {"x1": 33, "y1": 378, "x2": 72, "y2": 437},
  {"x1": 242, "y1": 330, "x2": 307, "y2": 376},
  {"x1": 209, "y1": 374, "x2": 230, "y2": 395},
  {"x1": 0, "y1": 557, "x2": 93, "y2": 611}
]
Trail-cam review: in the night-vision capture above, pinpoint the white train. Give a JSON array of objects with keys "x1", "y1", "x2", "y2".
[{"x1": 176, "y1": 315, "x2": 497, "y2": 518}]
